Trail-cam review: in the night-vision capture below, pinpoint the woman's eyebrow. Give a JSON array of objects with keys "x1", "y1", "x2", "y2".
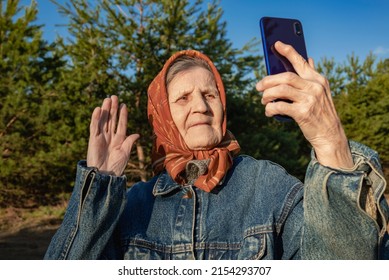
[
  {"x1": 177, "y1": 88, "x2": 193, "y2": 96},
  {"x1": 199, "y1": 85, "x2": 218, "y2": 93}
]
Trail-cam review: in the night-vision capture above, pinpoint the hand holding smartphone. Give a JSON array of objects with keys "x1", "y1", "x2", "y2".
[{"x1": 259, "y1": 17, "x2": 308, "y2": 121}]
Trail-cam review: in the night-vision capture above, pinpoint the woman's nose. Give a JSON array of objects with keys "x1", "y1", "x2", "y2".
[{"x1": 192, "y1": 93, "x2": 209, "y2": 113}]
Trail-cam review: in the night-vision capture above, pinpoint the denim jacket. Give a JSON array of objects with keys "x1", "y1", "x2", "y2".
[{"x1": 44, "y1": 141, "x2": 389, "y2": 260}]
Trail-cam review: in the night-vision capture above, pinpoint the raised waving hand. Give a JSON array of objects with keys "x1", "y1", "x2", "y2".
[{"x1": 87, "y1": 95, "x2": 140, "y2": 176}]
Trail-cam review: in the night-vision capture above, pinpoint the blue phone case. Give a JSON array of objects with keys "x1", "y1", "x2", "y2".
[{"x1": 259, "y1": 17, "x2": 308, "y2": 121}]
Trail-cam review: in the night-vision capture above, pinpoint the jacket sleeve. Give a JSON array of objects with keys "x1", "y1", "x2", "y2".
[
  {"x1": 44, "y1": 161, "x2": 127, "y2": 260},
  {"x1": 302, "y1": 140, "x2": 389, "y2": 259}
]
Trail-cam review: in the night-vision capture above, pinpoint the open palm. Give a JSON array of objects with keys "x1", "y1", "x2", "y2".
[{"x1": 87, "y1": 96, "x2": 139, "y2": 176}]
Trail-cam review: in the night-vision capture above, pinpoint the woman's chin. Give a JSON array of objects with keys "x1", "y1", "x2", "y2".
[
  {"x1": 180, "y1": 124, "x2": 222, "y2": 150},
  {"x1": 185, "y1": 133, "x2": 221, "y2": 150}
]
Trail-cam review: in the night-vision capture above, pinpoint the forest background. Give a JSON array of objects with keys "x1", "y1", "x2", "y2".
[{"x1": 0, "y1": 0, "x2": 388, "y2": 259}]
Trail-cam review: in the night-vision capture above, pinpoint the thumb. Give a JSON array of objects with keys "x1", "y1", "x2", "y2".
[
  {"x1": 274, "y1": 41, "x2": 310, "y2": 76},
  {"x1": 122, "y1": 134, "x2": 140, "y2": 157}
]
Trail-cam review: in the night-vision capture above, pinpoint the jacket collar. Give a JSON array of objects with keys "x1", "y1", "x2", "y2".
[
  {"x1": 152, "y1": 171, "x2": 183, "y2": 196},
  {"x1": 151, "y1": 169, "x2": 229, "y2": 196}
]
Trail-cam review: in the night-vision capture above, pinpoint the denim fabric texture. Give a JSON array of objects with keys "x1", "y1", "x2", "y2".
[
  {"x1": 302, "y1": 141, "x2": 389, "y2": 259},
  {"x1": 44, "y1": 141, "x2": 389, "y2": 260}
]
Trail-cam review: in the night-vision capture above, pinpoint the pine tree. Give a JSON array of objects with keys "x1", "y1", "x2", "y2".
[
  {"x1": 325, "y1": 55, "x2": 389, "y2": 186},
  {"x1": 0, "y1": 0, "x2": 67, "y2": 206}
]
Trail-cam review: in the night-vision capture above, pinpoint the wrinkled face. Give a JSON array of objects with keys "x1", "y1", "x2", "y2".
[{"x1": 167, "y1": 67, "x2": 224, "y2": 150}]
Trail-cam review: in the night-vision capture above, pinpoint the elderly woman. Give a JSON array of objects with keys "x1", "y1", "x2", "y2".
[{"x1": 45, "y1": 42, "x2": 389, "y2": 260}]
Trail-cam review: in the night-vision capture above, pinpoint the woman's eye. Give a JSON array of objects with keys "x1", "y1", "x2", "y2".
[
  {"x1": 177, "y1": 95, "x2": 188, "y2": 102},
  {"x1": 205, "y1": 93, "x2": 216, "y2": 99}
]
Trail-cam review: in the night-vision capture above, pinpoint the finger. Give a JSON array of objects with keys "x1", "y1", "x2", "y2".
[
  {"x1": 100, "y1": 98, "x2": 111, "y2": 132},
  {"x1": 264, "y1": 100, "x2": 294, "y2": 118},
  {"x1": 122, "y1": 134, "x2": 140, "y2": 156},
  {"x1": 109, "y1": 95, "x2": 119, "y2": 133},
  {"x1": 90, "y1": 107, "x2": 101, "y2": 136},
  {"x1": 256, "y1": 71, "x2": 308, "y2": 93},
  {"x1": 274, "y1": 41, "x2": 313, "y2": 78},
  {"x1": 117, "y1": 134, "x2": 140, "y2": 176},
  {"x1": 261, "y1": 84, "x2": 299, "y2": 105},
  {"x1": 116, "y1": 103, "x2": 129, "y2": 136}
]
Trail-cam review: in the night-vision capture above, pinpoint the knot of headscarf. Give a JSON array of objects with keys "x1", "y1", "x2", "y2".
[{"x1": 147, "y1": 50, "x2": 240, "y2": 192}]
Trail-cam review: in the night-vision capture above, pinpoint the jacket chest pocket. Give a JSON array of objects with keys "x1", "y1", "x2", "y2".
[
  {"x1": 236, "y1": 225, "x2": 274, "y2": 260},
  {"x1": 122, "y1": 238, "x2": 195, "y2": 260},
  {"x1": 121, "y1": 231, "x2": 269, "y2": 260},
  {"x1": 190, "y1": 233, "x2": 268, "y2": 260},
  {"x1": 237, "y1": 232, "x2": 267, "y2": 260}
]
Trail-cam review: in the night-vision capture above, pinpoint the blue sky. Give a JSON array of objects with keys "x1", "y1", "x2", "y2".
[
  {"x1": 23, "y1": 0, "x2": 389, "y2": 63},
  {"x1": 220, "y1": 0, "x2": 389, "y2": 63}
]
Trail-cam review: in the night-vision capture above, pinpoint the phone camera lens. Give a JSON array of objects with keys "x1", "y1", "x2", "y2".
[{"x1": 294, "y1": 22, "x2": 302, "y2": 36}]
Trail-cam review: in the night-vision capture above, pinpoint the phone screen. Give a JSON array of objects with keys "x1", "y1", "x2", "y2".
[{"x1": 260, "y1": 17, "x2": 308, "y2": 75}]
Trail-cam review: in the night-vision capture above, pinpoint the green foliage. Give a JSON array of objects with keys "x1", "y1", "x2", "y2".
[
  {"x1": 316, "y1": 57, "x2": 345, "y2": 95},
  {"x1": 0, "y1": 0, "x2": 74, "y2": 206},
  {"x1": 334, "y1": 58, "x2": 389, "y2": 166},
  {"x1": 320, "y1": 55, "x2": 389, "y2": 185}
]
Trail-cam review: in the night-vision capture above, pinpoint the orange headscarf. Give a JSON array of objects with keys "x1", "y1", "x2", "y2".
[{"x1": 147, "y1": 50, "x2": 240, "y2": 192}]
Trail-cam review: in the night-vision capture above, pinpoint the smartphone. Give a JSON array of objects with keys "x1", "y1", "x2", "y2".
[{"x1": 259, "y1": 17, "x2": 308, "y2": 121}]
